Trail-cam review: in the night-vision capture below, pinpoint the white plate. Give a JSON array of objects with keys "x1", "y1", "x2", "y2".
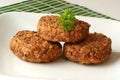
[{"x1": 0, "y1": 12, "x2": 120, "y2": 80}]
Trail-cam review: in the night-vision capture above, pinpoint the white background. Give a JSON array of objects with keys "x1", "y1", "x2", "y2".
[{"x1": 0, "y1": 0, "x2": 120, "y2": 20}]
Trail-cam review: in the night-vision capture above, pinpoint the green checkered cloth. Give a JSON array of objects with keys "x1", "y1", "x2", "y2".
[{"x1": 0, "y1": 0, "x2": 118, "y2": 21}]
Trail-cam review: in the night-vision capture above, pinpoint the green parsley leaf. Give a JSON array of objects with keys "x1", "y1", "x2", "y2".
[{"x1": 58, "y1": 8, "x2": 76, "y2": 31}]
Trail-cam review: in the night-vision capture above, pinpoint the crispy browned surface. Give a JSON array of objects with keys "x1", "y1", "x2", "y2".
[
  {"x1": 64, "y1": 32, "x2": 112, "y2": 64},
  {"x1": 37, "y1": 15, "x2": 90, "y2": 42},
  {"x1": 10, "y1": 30, "x2": 62, "y2": 63}
]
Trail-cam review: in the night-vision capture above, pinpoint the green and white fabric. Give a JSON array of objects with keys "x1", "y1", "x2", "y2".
[{"x1": 0, "y1": 0, "x2": 118, "y2": 21}]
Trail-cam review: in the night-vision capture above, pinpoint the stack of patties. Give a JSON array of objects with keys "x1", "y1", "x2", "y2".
[
  {"x1": 37, "y1": 9, "x2": 111, "y2": 64},
  {"x1": 10, "y1": 9, "x2": 111, "y2": 64}
]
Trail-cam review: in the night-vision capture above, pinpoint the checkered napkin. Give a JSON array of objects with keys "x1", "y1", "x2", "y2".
[{"x1": 0, "y1": 0, "x2": 118, "y2": 21}]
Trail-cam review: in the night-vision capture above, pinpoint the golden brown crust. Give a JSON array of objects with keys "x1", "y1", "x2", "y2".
[
  {"x1": 64, "y1": 32, "x2": 112, "y2": 64},
  {"x1": 10, "y1": 30, "x2": 62, "y2": 63},
  {"x1": 37, "y1": 15, "x2": 90, "y2": 42}
]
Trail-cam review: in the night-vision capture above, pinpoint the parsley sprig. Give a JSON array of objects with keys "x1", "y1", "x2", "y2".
[{"x1": 58, "y1": 9, "x2": 76, "y2": 31}]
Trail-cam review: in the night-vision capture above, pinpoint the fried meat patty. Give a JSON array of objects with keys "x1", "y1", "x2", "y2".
[
  {"x1": 10, "y1": 30, "x2": 62, "y2": 63},
  {"x1": 37, "y1": 15, "x2": 90, "y2": 42},
  {"x1": 64, "y1": 32, "x2": 112, "y2": 64}
]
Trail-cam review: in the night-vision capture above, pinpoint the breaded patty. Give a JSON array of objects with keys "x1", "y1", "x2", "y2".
[
  {"x1": 37, "y1": 15, "x2": 90, "y2": 42},
  {"x1": 64, "y1": 32, "x2": 112, "y2": 64},
  {"x1": 10, "y1": 30, "x2": 62, "y2": 63}
]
